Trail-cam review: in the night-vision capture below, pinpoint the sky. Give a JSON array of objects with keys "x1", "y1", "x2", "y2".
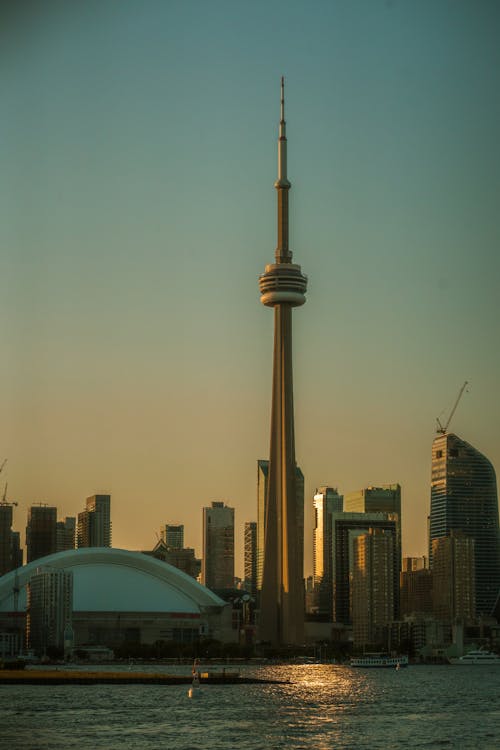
[{"x1": 1, "y1": 0, "x2": 499, "y2": 577}]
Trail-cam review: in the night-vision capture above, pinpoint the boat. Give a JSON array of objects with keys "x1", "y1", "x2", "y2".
[
  {"x1": 350, "y1": 653, "x2": 409, "y2": 668},
  {"x1": 448, "y1": 649, "x2": 500, "y2": 665}
]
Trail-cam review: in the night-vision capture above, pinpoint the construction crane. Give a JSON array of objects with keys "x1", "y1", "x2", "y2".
[
  {"x1": 0, "y1": 459, "x2": 6, "y2": 475},
  {"x1": 436, "y1": 381, "x2": 469, "y2": 434},
  {"x1": 0, "y1": 483, "x2": 18, "y2": 507}
]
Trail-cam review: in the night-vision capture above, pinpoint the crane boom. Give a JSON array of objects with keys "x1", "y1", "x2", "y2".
[{"x1": 436, "y1": 381, "x2": 468, "y2": 434}]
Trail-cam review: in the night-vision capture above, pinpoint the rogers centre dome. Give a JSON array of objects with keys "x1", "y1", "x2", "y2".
[{"x1": 0, "y1": 548, "x2": 229, "y2": 648}]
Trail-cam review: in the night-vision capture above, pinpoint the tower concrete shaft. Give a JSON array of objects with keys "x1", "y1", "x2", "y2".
[{"x1": 258, "y1": 78, "x2": 307, "y2": 645}]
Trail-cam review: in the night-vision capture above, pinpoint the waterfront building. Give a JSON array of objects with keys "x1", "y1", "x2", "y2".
[
  {"x1": 352, "y1": 528, "x2": 395, "y2": 648},
  {"x1": 1, "y1": 549, "x2": 230, "y2": 650},
  {"x1": 332, "y1": 512, "x2": 398, "y2": 625},
  {"x1": 429, "y1": 433, "x2": 499, "y2": 616},
  {"x1": 432, "y1": 530, "x2": 475, "y2": 622},
  {"x1": 161, "y1": 524, "x2": 184, "y2": 549},
  {"x1": 77, "y1": 494, "x2": 111, "y2": 548},
  {"x1": 56, "y1": 517, "x2": 76, "y2": 552},
  {"x1": 312, "y1": 487, "x2": 343, "y2": 618},
  {"x1": 26, "y1": 505, "x2": 57, "y2": 563},
  {"x1": 202, "y1": 502, "x2": 234, "y2": 590},
  {"x1": 258, "y1": 79, "x2": 307, "y2": 646},
  {"x1": 400, "y1": 556, "x2": 433, "y2": 617},
  {"x1": 256, "y1": 459, "x2": 304, "y2": 593},
  {"x1": 26, "y1": 566, "x2": 73, "y2": 656},
  {"x1": 244, "y1": 521, "x2": 257, "y2": 597}
]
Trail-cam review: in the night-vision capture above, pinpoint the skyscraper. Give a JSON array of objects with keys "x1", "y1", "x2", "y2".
[
  {"x1": 332, "y1": 512, "x2": 398, "y2": 625},
  {"x1": 26, "y1": 505, "x2": 57, "y2": 563},
  {"x1": 162, "y1": 524, "x2": 184, "y2": 549},
  {"x1": 202, "y1": 501, "x2": 234, "y2": 590},
  {"x1": 77, "y1": 495, "x2": 111, "y2": 548},
  {"x1": 258, "y1": 79, "x2": 307, "y2": 646},
  {"x1": 400, "y1": 557, "x2": 432, "y2": 617},
  {"x1": 432, "y1": 531, "x2": 475, "y2": 622},
  {"x1": 429, "y1": 433, "x2": 499, "y2": 616},
  {"x1": 244, "y1": 521, "x2": 257, "y2": 597},
  {"x1": 352, "y1": 528, "x2": 395, "y2": 648},
  {"x1": 313, "y1": 487, "x2": 343, "y2": 618},
  {"x1": 56, "y1": 517, "x2": 76, "y2": 553},
  {"x1": 0, "y1": 504, "x2": 14, "y2": 576},
  {"x1": 344, "y1": 485, "x2": 402, "y2": 564},
  {"x1": 27, "y1": 567, "x2": 73, "y2": 656}
]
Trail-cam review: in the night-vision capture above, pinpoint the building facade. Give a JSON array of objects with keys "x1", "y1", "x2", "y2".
[
  {"x1": 0, "y1": 504, "x2": 14, "y2": 576},
  {"x1": 77, "y1": 495, "x2": 111, "y2": 548},
  {"x1": 244, "y1": 521, "x2": 257, "y2": 597},
  {"x1": 56, "y1": 517, "x2": 76, "y2": 553},
  {"x1": 344, "y1": 484, "x2": 402, "y2": 576},
  {"x1": 27, "y1": 567, "x2": 73, "y2": 655},
  {"x1": 332, "y1": 512, "x2": 398, "y2": 625},
  {"x1": 202, "y1": 502, "x2": 234, "y2": 590},
  {"x1": 400, "y1": 557, "x2": 433, "y2": 617},
  {"x1": 352, "y1": 528, "x2": 395, "y2": 648},
  {"x1": 26, "y1": 506, "x2": 57, "y2": 563},
  {"x1": 432, "y1": 530, "x2": 475, "y2": 622},
  {"x1": 312, "y1": 486, "x2": 343, "y2": 618},
  {"x1": 162, "y1": 524, "x2": 184, "y2": 549},
  {"x1": 429, "y1": 433, "x2": 499, "y2": 616}
]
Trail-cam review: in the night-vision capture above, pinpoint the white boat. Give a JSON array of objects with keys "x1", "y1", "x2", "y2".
[
  {"x1": 448, "y1": 649, "x2": 500, "y2": 665},
  {"x1": 350, "y1": 653, "x2": 409, "y2": 668}
]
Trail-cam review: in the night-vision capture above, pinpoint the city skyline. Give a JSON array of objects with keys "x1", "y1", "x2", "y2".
[{"x1": 2, "y1": 2, "x2": 500, "y2": 577}]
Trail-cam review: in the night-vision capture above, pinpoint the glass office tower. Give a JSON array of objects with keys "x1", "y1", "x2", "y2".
[{"x1": 429, "y1": 433, "x2": 499, "y2": 617}]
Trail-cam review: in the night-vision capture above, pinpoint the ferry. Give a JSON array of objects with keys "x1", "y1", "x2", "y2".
[
  {"x1": 350, "y1": 653, "x2": 409, "y2": 669},
  {"x1": 448, "y1": 649, "x2": 500, "y2": 665}
]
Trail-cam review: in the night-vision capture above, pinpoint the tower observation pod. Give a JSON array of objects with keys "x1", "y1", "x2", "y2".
[{"x1": 258, "y1": 78, "x2": 307, "y2": 646}]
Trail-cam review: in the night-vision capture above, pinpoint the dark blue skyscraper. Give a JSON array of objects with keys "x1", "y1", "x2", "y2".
[{"x1": 429, "y1": 433, "x2": 500, "y2": 617}]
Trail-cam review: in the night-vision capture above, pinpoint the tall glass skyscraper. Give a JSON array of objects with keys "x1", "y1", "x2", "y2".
[{"x1": 429, "y1": 433, "x2": 500, "y2": 616}]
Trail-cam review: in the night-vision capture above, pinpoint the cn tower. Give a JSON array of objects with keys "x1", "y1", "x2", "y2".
[{"x1": 259, "y1": 78, "x2": 307, "y2": 646}]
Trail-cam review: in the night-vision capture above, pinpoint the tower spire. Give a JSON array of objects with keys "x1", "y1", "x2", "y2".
[{"x1": 275, "y1": 76, "x2": 291, "y2": 262}]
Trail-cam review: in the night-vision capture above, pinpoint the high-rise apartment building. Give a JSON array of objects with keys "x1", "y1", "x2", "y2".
[
  {"x1": 429, "y1": 433, "x2": 499, "y2": 616},
  {"x1": 27, "y1": 567, "x2": 73, "y2": 655},
  {"x1": 313, "y1": 487, "x2": 343, "y2": 618},
  {"x1": 0, "y1": 504, "x2": 14, "y2": 575},
  {"x1": 400, "y1": 556, "x2": 432, "y2": 617},
  {"x1": 352, "y1": 528, "x2": 395, "y2": 647},
  {"x1": 332, "y1": 512, "x2": 398, "y2": 625},
  {"x1": 432, "y1": 531, "x2": 475, "y2": 622},
  {"x1": 162, "y1": 524, "x2": 184, "y2": 549},
  {"x1": 56, "y1": 517, "x2": 76, "y2": 553},
  {"x1": 244, "y1": 521, "x2": 257, "y2": 597},
  {"x1": 258, "y1": 79, "x2": 307, "y2": 646},
  {"x1": 202, "y1": 502, "x2": 234, "y2": 590},
  {"x1": 77, "y1": 495, "x2": 111, "y2": 548},
  {"x1": 256, "y1": 459, "x2": 304, "y2": 594},
  {"x1": 26, "y1": 505, "x2": 57, "y2": 563},
  {"x1": 345, "y1": 485, "x2": 402, "y2": 569}
]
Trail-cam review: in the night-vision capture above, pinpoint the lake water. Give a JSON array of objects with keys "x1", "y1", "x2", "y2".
[{"x1": 1, "y1": 663, "x2": 499, "y2": 749}]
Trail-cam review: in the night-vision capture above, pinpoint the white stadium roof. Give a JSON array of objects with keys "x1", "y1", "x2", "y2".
[{"x1": 0, "y1": 548, "x2": 224, "y2": 614}]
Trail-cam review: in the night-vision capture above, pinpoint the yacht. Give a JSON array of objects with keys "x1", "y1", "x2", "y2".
[
  {"x1": 448, "y1": 649, "x2": 500, "y2": 665},
  {"x1": 350, "y1": 654, "x2": 409, "y2": 668}
]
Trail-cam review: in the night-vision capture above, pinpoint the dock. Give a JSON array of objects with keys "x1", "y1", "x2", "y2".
[{"x1": 0, "y1": 669, "x2": 287, "y2": 686}]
